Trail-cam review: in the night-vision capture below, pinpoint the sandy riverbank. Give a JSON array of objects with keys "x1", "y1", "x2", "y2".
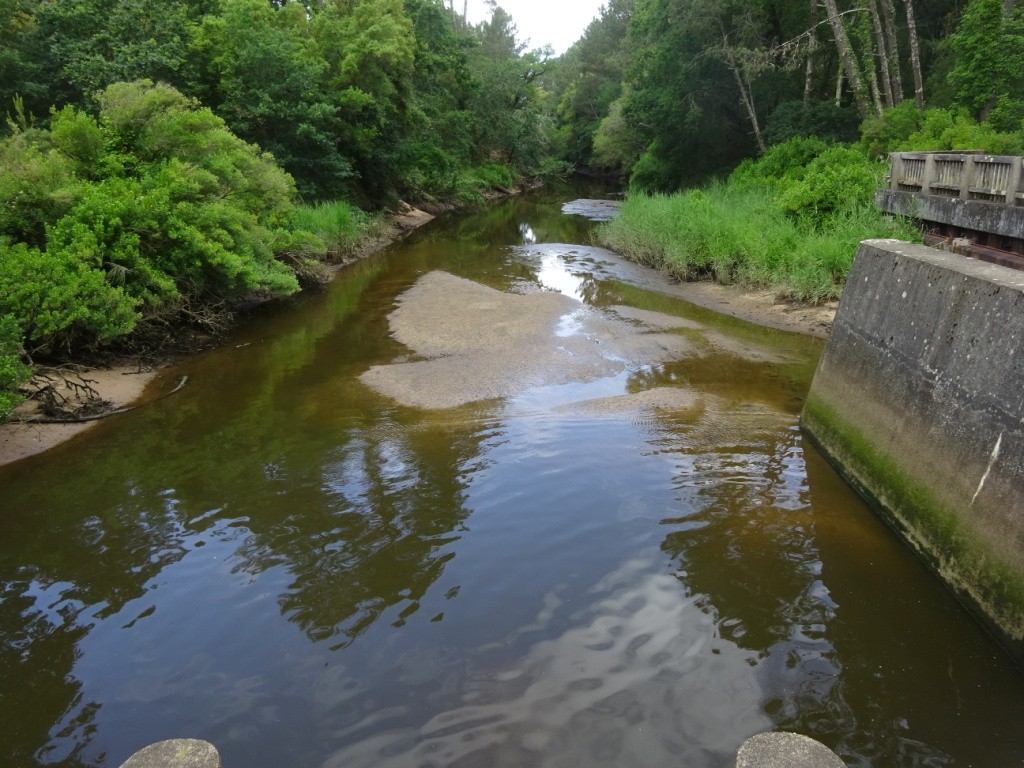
[
  {"x1": 0, "y1": 196, "x2": 838, "y2": 468},
  {"x1": 0, "y1": 366, "x2": 162, "y2": 466},
  {"x1": 662, "y1": 281, "x2": 836, "y2": 339},
  {"x1": 0, "y1": 202, "x2": 445, "y2": 469}
]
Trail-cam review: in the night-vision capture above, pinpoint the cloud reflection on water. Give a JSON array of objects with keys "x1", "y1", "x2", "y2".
[{"x1": 323, "y1": 558, "x2": 770, "y2": 768}]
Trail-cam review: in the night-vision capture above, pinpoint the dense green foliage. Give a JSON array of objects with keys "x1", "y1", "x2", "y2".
[
  {"x1": 0, "y1": 0, "x2": 557, "y2": 418},
  {"x1": 1, "y1": 0, "x2": 554, "y2": 204},
  {"x1": 4, "y1": 0, "x2": 1024, "y2": 419},
  {"x1": 550, "y1": 0, "x2": 1024, "y2": 300},
  {"x1": 0, "y1": 315, "x2": 28, "y2": 420},
  {"x1": 549, "y1": 0, "x2": 1024, "y2": 188},
  {"x1": 598, "y1": 138, "x2": 919, "y2": 301},
  {"x1": 0, "y1": 80, "x2": 306, "y2": 356}
]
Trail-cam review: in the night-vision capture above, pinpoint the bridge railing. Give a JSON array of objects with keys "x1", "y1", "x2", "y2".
[{"x1": 887, "y1": 151, "x2": 1024, "y2": 206}]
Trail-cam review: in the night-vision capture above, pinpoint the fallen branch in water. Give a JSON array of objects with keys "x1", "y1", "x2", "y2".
[{"x1": 22, "y1": 375, "x2": 189, "y2": 424}]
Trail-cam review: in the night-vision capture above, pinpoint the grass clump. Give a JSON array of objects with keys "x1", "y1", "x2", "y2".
[
  {"x1": 290, "y1": 200, "x2": 380, "y2": 258},
  {"x1": 455, "y1": 162, "x2": 521, "y2": 202},
  {"x1": 598, "y1": 138, "x2": 920, "y2": 303}
]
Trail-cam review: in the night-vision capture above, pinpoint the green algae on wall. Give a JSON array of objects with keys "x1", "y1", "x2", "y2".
[
  {"x1": 801, "y1": 239, "x2": 1024, "y2": 665},
  {"x1": 802, "y1": 393, "x2": 1024, "y2": 655}
]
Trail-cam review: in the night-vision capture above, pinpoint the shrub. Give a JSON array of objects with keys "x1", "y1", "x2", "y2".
[
  {"x1": 0, "y1": 240, "x2": 138, "y2": 353},
  {"x1": 0, "y1": 315, "x2": 30, "y2": 422},
  {"x1": 0, "y1": 80, "x2": 305, "y2": 354},
  {"x1": 628, "y1": 143, "x2": 678, "y2": 193},
  {"x1": 860, "y1": 102, "x2": 1024, "y2": 157},
  {"x1": 729, "y1": 136, "x2": 830, "y2": 189},
  {"x1": 779, "y1": 146, "x2": 883, "y2": 224},
  {"x1": 900, "y1": 108, "x2": 1024, "y2": 154},
  {"x1": 860, "y1": 101, "x2": 926, "y2": 159},
  {"x1": 763, "y1": 99, "x2": 860, "y2": 146}
]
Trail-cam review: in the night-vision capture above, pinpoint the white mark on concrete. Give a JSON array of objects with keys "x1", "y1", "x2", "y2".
[
  {"x1": 971, "y1": 432, "x2": 1003, "y2": 508},
  {"x1": 902, "y1": 291, "x2": 908, "y2": 299}
]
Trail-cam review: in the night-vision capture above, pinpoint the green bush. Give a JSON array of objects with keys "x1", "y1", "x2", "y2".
[
  {"x1": 779, "y1": 146, "x2": 883, "y2": 224},
  {"x1": 0, "y1": 80, "x2": 305, "y2": 355},
  {"x1": 628, "y1": 143, "x2": 678, "y2": 193},
  {"x1": 859, "y1": 101, "x2": 926, "y2": 159},
  {"x1": 763, "y1": 100, "x2": 860, "y2": 146},
  {"x1": 860, "y1": 102, "x2": 1024, "y2": 157},
  {"x1": 901, "y1": 108, "x2": 1024, "y2": 154},
  {"x1": 399, "y1": 142, "x2": 460, "y2": 195},
  {"x1": 0, "y1": 130, "x2": 82, "y2": 248},
  {"x1": 0, "y1": 315, "x2": 30, "y2": 422},
  {"x1": 454, "y1": 162, "x2": 520, "y2": 202},
  {"x1": 0, "y1": 240, "x2": 137, "y2": 353},
  {"x1": 729, "y1": 136, "x2": 830, "y2": 189}
]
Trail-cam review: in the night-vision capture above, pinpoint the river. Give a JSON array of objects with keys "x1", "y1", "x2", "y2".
[{"x1": 2, "y1": 184, "x2": 1023, "y2": 768}]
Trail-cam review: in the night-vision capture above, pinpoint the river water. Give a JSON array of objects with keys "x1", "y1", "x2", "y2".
[{"x1": 2, "y1": 185, "x2": 1023, "y2": 768}]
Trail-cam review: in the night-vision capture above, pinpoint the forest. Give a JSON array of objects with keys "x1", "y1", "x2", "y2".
[{"x1": 1, "y1": 0, "x2": 1023, "y2": 418}]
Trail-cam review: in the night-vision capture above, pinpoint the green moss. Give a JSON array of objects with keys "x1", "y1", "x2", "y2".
[{"x1": 803, "y1": 392, "x2": 1024, "y2": 647}]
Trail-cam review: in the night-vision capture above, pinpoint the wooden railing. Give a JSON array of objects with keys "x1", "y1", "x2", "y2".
[{"x1": 888, "y1": 151, "x2": 1024, "y2": 205}]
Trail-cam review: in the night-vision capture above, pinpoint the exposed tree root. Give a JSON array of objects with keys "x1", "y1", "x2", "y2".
[{"x1": 21, "y1": 375, "x2": 189, "y2": 424}]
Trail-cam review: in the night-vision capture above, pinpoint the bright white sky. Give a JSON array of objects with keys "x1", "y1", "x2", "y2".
[{"x1": 463, "y1": 0, "x2": 608, "y2": 55}]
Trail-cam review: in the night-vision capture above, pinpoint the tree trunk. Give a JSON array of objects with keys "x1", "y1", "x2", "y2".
[
  {"x1": 869, "y1": 0, "x2": 895, "y2": 107},
  {"x1": 722, "y1": 31, "x2": 766, "y2": 153},
  {"x1": 823, "y1": 0, "x2": 871, "y2": 116},
  {"x1": 804, "y1": 0, "x2": 818, "y2": 104},
  {"x1": 879, "y1": 0, "x2": 904, "y2": 101},
  {"x1": 866, "y1": 44, "x2": 886, "y2": 115},
  {"x1": 905, "y1": 0, "x2": 925, "y2": 107},
  {"x1": 463, "y1": 0, "x2": 468, "y2": 26},
  {"x1": 835, "y1": 65, "x2": 844, "y2": 107}
]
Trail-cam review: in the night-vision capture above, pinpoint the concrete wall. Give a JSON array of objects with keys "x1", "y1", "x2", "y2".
[{"x1": 801, "y1": 240, "x2": 1024, "y2": 662}]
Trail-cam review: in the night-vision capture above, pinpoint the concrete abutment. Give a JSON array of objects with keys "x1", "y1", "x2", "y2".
[{"x1": 801, "y1": 239, "x2": 1024, "y2": 663}]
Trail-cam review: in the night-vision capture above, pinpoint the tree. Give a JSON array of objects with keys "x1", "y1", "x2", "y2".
[
  {"x1": 29, "y1": 0, "x2": 202, "y2": 108},
  {"x1": 0, "y1": 0, "x2": 47, "y2": 122},
  {"x1": 822, "y1": 0, "x2": 872, "y2": 116},
  {"x1": 551, "y1": 0, "x2": 634, "y2": 170},
  {"x1": 906, "y1": 0, "x2": 926, "y2": 106},
  {"x1": 465, "y1": 4, "x2": 552, "y2": 169},
  {"x1": 312, "y1": 0, "x2": 418, "y2": 202},
  {"x1": 949, "y1": 0, "x2": 1024, "y2": 124},
  {"x1": 878, "y1": 0, "x2": 904, "y2": 101},
  {"x1": 195, "y1": 0, "x2": 352, "y2": 200}
]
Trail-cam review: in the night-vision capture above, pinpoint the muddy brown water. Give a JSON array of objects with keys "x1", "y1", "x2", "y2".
[{"x1": 2, "y1": 185, "x2": 1023, "y2": 768}]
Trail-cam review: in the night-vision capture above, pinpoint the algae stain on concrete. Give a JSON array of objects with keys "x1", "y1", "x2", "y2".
[{"x1": 804, "y1": 375, "x2": 1024, "y2": 653}]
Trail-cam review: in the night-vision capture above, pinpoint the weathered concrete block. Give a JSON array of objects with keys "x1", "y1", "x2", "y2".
[
  {"x1": 876, "y1": 189, "x2": 1024, "y2": 241},
  {"x1": 735, "y1": 732, "x2": 844, "y2": 768},
  {"x1": 802, "y1": 240, "x2": 1024, "y2": 662}
]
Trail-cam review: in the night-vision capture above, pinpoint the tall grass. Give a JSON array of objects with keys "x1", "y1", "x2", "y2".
[
  {"x1": 598, "y1": 182, "x2": 919, "y2": 303},
  {"x1": 454, "y1": 162, "x2": 521, "y2": 202},
  {"x1": 291, "y1": 200, "x2": 380, "y2": 257}
]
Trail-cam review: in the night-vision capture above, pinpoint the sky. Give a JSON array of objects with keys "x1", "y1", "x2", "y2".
[{"x1": 462, "y1": 0, "x2": 608, "y2": 55}]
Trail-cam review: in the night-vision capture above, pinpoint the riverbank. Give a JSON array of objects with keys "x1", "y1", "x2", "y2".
[
  {"x1": 662, "y1": 280, "x2": 836, "y2": 339},
  {"x1": 0, "y1": 191, "x2": 837, "y2": 468},
  {"x1": 0, "y1": 200, "x2": 446, "y2": 468}
]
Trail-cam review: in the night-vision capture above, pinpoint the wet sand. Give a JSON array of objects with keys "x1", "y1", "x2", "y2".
[
  {"x1": 359, "y1": 272, "x2": 696, "y2": 409},
  {"x1": 0, "y1": 366, "x2": 160, "y2": 466},
  {"x1": 0, "y1": 199, "x2": 836, "y2": 466},
  {"x1": 360, "y1": 270, "x2": 796, "y2": 410}
]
